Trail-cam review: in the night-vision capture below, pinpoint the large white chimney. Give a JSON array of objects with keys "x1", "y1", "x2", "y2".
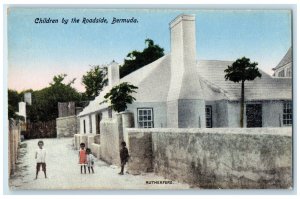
[{"x1": 167, "y1": 14, "x2": 205, "y2": 128}]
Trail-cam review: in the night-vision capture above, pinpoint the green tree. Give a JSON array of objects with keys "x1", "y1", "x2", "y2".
[
  {"x1": 8, "y1": 89, "x2": 21, "y2": 119},
  {"x1": 120, "y1": 39, "x2": 164, "y2": 78},
  {"x1": 27, "y1": 74, "x2": 82, "y2": 122},
  {"x1": 224, "y1": 57, "x2": 262, "y2": 127},
  {"x1": 103, "y1": 82, "x2": 138, "y2": 113},
  {"x1": 82, "y1": 65, "x2": 108, "y2": 100}
]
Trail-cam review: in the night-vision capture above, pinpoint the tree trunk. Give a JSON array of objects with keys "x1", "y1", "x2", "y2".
[{"x1": 240, "y1": 80, "x2": 245, "y2": 128}]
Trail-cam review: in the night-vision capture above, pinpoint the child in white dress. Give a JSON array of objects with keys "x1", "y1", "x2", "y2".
[{"x1": 86, "y1": 148, "x2": 95, "y2": 174}]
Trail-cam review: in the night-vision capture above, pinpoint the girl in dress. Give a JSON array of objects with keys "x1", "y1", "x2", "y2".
[{"x1": 78, "y1": 143, "x2": 87, "y2": 174}]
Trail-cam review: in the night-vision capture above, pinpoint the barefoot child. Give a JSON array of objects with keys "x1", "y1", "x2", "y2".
[
  {"x1": 119, "y1": 141, "x2": 129, "y2": 175},
  {"x1": 86, "y1": 148, "x2": 95, "y2": 174},
  {"x1": 79, "y1": 143, "x2": 87, "y2": 174},
  {"x1": 35, "y1": 140, "x2": 47, "y2": 179}
]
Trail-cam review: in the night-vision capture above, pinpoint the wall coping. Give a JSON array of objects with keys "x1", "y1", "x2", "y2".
[
  {"x1": 74, "y1": 134, "x2": 98, "y2": 137},
  {"x1": 125, "y1": 127, "x2": 292, "y2": 137},
  {"x1": 56, "y1": 115, "x2": 77, "y2": 120}
]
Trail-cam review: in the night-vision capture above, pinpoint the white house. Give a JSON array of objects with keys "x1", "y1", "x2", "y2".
[{"x1": 77, "y1": 14, "x2": 292, "y2": 134}]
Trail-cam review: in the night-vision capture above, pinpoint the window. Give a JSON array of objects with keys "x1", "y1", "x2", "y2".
[
  {"x1": 83, "y1": 120, "x2": 86, "y2": 134},
  {"x1": 278, "y1": 70, "x2": 285, "y2": 77},
  {"x1": 89, "y1": 116, "x2": 92, "y2": 133},
  {"x1": 283, "y1": 102, "x2": 292, "y2": 126},
  {"x1": 137, "y1": 108, "x2": 153, "y2": 128},
  {"x1": 108, "y1": 107, "x2": 112, "y2": 118},
  {"x1": 205, "y1": 105, "x2": 212, "y2": 128},
  {"x1": 286, "y1": 67, "x2": 292, "y2": 77}
]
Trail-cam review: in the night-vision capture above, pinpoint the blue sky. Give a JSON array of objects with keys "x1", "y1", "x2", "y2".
[{"x1": 8, "y1": 8, "x2": 292, "y2": 92}]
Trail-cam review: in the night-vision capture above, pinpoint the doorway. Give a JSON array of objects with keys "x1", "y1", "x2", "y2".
[
  {"x1": 246, "y1": 104, "x2": 262, "y2": 127},
  {"x1": 96, "y1": 113, "x2": 102, "y2": 134}
]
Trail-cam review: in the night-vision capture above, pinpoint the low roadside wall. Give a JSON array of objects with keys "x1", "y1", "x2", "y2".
[
  {"x1": 99, "y1": 112, "x2": 134, "y2": 166},
  {"x1": 99, "y1": 116, "x2": 123, "y2": 166},
  {"x1": 125, "y1": 128, "x2": 292, "y2": 189},
  {"x1": 56, "y1": 116, "x2": 77, "y2": 138},
  {"x1": 8, "y1": 120, "x2": 21, "y2": 176},
  {"x1": 74, "y1": 134, "x2": 88, "y2": 150},
  {"x1": 126, "y1": 131, "x2": 153, "y2": 174},
  {"x1": 91, "y1": 143, "x2": 101, "y2": 159},
  {"x1": 74, "y1": 134, "x2": 99, "y2": 148}
]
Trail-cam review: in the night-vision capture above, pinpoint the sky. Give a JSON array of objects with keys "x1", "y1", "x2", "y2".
[{"x1": 7, "y1": 8, "x2": 292, "y2": 92}]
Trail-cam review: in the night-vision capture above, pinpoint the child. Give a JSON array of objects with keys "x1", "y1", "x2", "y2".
[
  {"x1": 86, "y1": 148, "x2": 95, "y2": 174},
  {"x1": 78, "y1": 143, "x2": 87, "y2": 174},
  {"x1": 119, "y1": 141, "x2": 130, "y2": 175},
  {"x1": 35, "y1": 140, "x2": 47, "y2": 179}
]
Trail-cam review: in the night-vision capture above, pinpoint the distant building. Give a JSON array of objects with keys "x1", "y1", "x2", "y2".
[
  {"x1": 78, "y1": 14, "x2": 292, "y2": 134},
  {"x1": 273, "y1": 47, "x2": 292, "y2": 77},
  {"x1": 17, "y1": 102, "x2": 26, "y2": 122},
  {"x1": 56, "y1": 101, "x2": 88, "y2": 137},
  {"x1": 58, "y1": 102, "x2": 76, "y2": 117},
  {"x1": 24, "y1": 92, "x2": 32, "y2": 105}
]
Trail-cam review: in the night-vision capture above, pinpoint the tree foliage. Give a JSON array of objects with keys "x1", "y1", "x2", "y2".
[
  {"x1": 82, "y1": 66, "x2": 108, "y2": 100},
  {"x1": 224, "y1": 57, "x2": 262, "y2": 127},
  {"x1": 27, "y1": 74, "x2": 82, "y2": 122},
  {"x1": 8, "y1": 89, "x2": 22, "y2": 119},
  {"x1": 224, "y1": 57, "x2": 261, "y2": 83},
  {"x1": 119, "y1": 39, "x2": 164, "y2": 78},
  {"x1": 103, "y1": 82, "x2": 138, "y2": 113},
  {"x1": 8, "y1": 74, "x2": 86, "y2": 122}
]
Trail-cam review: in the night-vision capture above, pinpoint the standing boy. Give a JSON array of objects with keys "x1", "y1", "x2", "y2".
[
  {"x1": 35, "y1": 140, "x2": 47, "y2": 179},
  {"x1": 119, "y1": 141, "x2": 129, "y2": 175}
]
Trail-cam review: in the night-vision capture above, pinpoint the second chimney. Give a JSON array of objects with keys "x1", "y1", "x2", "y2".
[{"x1": 108, "y1": 60, "x2": 120, "y2": 87}]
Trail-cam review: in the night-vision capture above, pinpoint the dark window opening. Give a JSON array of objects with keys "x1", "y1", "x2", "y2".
[
  {"x1": 108, "y1": 108, "x2": 112, "y2": 118},
  {"x1": 206, "y1": 105, "x2": 212, "y2": 128},
  {"x1": 83, "y1": 120, "x2": 86, "y2": 134},
  {"x1": 246, "y1": 104, "x2": 262, "y2": 128},
  {"x1": 96, "y1": 113, "x2": 102, "y2": 134},
  {"x1": 283, "y1": 102, "x2": 292, "y2": 126}
]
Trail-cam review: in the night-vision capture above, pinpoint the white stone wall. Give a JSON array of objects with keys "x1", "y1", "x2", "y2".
[
  {"x1": 126, "y1": 127, "x2": 292, "y2": 189},
  {"x1": 9, "y1": 121, "x2": 21, "y2": 176},
  {"x1": 262, "y1": 101, "x2": 285, "y2": 127},
  {"x1": 99, "y1": 116, "x2": 122, "y2": 165},
  {"x1": 206, "y1": 100, "x2": 229, "y2": 128},
  {"x1": 227, "y1": 101, "x2": 241, "y2": 127},
  {"x1": 101, "y1": 109, "x2": 109, "y2": 119},
  {"x1": 166, "y1": 101, "x2": 178, "y2": 128},
  {"x1": 178, "y1": 99, "x2": 206, "y2": 128}
]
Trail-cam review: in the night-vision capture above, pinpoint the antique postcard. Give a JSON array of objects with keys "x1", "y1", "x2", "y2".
[{"x1": 6, "y1": 7, "x2": 293, "y2": 191}]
